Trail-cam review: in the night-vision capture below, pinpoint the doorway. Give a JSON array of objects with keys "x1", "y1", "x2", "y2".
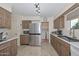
[{"x1": 41, "y1": 22, "x2": 49, "y2": 43}]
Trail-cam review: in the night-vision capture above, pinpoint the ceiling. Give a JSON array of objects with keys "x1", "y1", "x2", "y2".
[{"x1": 11, "y1": 3, "x2": 72, "y2": 17}]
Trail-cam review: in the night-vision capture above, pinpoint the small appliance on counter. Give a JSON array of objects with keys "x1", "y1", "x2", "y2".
[
  {"x1": 52, "y1": 29, "x2": 63, "y2": 35},
  {"x1": 57, "y1": 30, "x2": 62, "y2": 35},
  {"x1": 0, "y1": 32, "x2": 8, "y2": 42},
  {"x1": 23, "y1": 29, "x2": 30, "y2": 34}
]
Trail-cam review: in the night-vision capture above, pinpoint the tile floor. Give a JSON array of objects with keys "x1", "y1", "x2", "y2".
[{"x1": 17, "y1": 42, "x2": 58, "y2": 56}]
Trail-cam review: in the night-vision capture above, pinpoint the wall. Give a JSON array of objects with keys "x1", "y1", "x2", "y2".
[
  {"x1": 0, "y1": 3, "x2": 12, "y2": 12},
  {"x1": 54, "y1": 3, "x2": 75, "y2": 20}
]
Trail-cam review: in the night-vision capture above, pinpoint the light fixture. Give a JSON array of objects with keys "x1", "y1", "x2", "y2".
[{"x1": 34, "y1": 3, "x2": 40, "y2": 16}]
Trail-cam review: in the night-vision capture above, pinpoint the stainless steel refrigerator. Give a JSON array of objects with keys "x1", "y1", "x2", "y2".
[{"x1": 29, "y1": 23, "x2": 41, "y2": 46}]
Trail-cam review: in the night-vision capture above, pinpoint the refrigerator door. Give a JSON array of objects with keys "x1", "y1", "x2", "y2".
[
  {"x1": 29, "y1": 23, "x2": 41, "y2": 46},
  {"x1": 30, "y1": 23, "x2": 41, "y2": 33},
  {"x1": 29, "y1": 35, "x2": 41, "y2": 46}
]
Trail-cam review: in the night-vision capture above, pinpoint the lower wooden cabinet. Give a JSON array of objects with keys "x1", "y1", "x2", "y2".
[
  {"x1": 0, "y1": 42, "x2": 11, "y2": 56},
  {"x1": 0, "y1": 39, "x2": 17, "y2": 56},
  {"x1": 50, "y1": 34, "x2": 70, "y2": 56},
  {"x1": 10, "y1": 39, "x2": 17, "y2": 56},
  {"x1": 20, "y1": 35, "x2": 29, "y2": 45}
]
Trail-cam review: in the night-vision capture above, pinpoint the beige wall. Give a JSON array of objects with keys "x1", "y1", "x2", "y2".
[
  {"x1": 54, "y1": 3, "x2": 75, "y2": 20},
  {"x1": 0, "y1": 3, "x2": 12, "y2": 12}
]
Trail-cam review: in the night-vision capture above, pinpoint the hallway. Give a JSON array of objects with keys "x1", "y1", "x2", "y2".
[{"x1": 17, "y1": 42, "x2": 58, "y2": 56}]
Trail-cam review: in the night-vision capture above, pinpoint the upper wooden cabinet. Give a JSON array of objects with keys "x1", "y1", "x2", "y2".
[
  {"x1": 54, "y1": 16, "x2": 64, "y2": 29},
  {"x1": 22, "y1": 20, "x2": 32, "y2": 29},
  {"x1": 0, "y1": 7, "x2": 11, "y2": 29},
  {"x1": 41, "y1": 22, "x2": 49, "y2": 31}
]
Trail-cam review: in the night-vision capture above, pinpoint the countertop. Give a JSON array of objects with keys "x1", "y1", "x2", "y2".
[
  {"x1": 0, "y1": 36, "x2": 19, "y2": 45},
  {"x1": 20, "y1": 34, "x2": 29, "y2": 35},
  {"x1": 51, "y1": 33, "x2": 79, "y2": 49}
]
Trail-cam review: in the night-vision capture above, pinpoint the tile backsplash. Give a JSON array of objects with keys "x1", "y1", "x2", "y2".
[
  {"x1": 0, "y1": 29, "x2": 8, "y2": 33},
  {"x1": 0, "y1": 29, "x2": 13, "y2": 38}
]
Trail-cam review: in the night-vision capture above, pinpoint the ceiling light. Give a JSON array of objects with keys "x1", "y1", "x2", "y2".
[{"x1": 34, "y1": 3, "x2": 40, "y2": 16}]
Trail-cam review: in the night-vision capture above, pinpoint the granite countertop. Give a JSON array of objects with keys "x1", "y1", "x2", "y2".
[
  {"x1": 0, "y1": 36, "x2": 19, "y2": 45},
  {"x1": 51, "y1": 33, "x2": 79, "y2": 49}
]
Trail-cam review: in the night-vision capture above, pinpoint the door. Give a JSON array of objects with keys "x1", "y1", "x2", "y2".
[{"x1": 41, "y1": 22, "x2": 49, "y2": 42}]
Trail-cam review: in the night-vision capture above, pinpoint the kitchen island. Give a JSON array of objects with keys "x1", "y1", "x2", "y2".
[{"x1": 50, "y1": 33, "x2": 79, "y2": 56}]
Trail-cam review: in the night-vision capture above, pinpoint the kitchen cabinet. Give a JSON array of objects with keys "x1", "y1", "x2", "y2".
[
  {"x1": 10, "y1": 39, "x2": 17, "y2": 56},
  {"x1": 5, "y1": 10, "x2": 11, "y2": 29},
  {"x1": 0, "y1": 7, "x2": 11, "y2": 29},
  {"x1": 54, "y1": 16, "x2": 64, "y2": 29},
  {"x1": 20, "y1": 35, "x2": 29, "y2": 45},
  {"x1": 0, "y1": 41, "x2": 11, "y2": 56},
  {"x1": 60, "y1": 40, "x2": 70, "y2": 56},
  {"x1": 41, "y1": 22, "x2": 49, "y2": 31},
  {"x1": 50, "y1": 34, "x2": 70, "y2": 56},
  {"x1": 59, "y1": 16, "x2": 64, "y2": 28},
  {"x1": 0, "y1": 39, "x2": 17, "y2": 56},
  {"x1": 22, "y1": 20, "x2": 32, "y2": 29}
]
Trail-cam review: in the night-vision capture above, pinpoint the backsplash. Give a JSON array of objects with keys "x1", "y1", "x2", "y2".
[
  {"x1": 0, "y1": 29, "x2": 13, "y2": 39},
  {"x1": 0, "y1": 29, "x2": 7, "y2": 33}
]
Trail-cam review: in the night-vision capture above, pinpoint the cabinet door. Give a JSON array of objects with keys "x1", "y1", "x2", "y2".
[
  {"x1": 22, "y1": 21, "x2": 27, "y2": 29},
  {"x1": 61, "y1": 42, "x2": 70, "y2": 56},
  {"x1": 28, "y1": 21, "x2": 32, "y2": 29},
  {"x1": 0, "y1": 7, "x2": 5, "y2": 28},
  {"x1": 0, "y1": 46, "x2": 11, "y2": 56},
  {"x1": 0, "y1": 42, "x2": 11, "y2": 56},
  {"x1": 10, "y1": 39, "x2": 17, "y2": 56},
  {"x1": 41, "y1": 22, "x2": 49, "y2": 31},
  {"x1": 0, "y1": 13, "x2": 4, "y2": 27},
  {"x1": 0, "y1": 7, "x2": 11, "y2": 28},
  {"x1": 20, "y1": 35, "x2": 29, "y2": 45},
  {"x1": 54, "y1": 19, "x2": 60, "y2": 29},
  {"x1": 6, "y1": 11, "x2": 11, "y2": 29},
  {"x1": 54, "y1": 16, "x2": 64, "y2": 29},
  {"x1": 60, "y1": 16, "x2": 64, "y2": 28},
  {"x1": 54, "y1": 20, "x2": 57, "y2": 28},
  {"x1": 22, "y1": 21, "x2": 31, "y2": 29}
]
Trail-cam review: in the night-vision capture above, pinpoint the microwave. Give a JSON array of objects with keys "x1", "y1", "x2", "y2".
[{"x1": 23, "y1": 30, "x2": 29, "y2": 34}]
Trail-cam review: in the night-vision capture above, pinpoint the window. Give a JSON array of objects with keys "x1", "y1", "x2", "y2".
[{"x1": 71, "y1": 18, "x2": 79, "y2": 29}]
